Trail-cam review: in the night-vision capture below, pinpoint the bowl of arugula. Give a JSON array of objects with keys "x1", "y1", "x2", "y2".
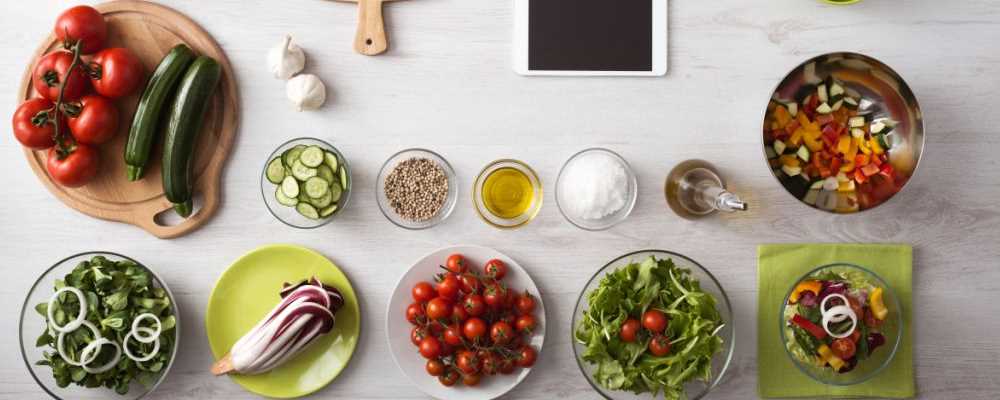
[
  {"x1": 572, "y1": 250, "x2": 734, "y2": 400},
  {"x1": 18, "y1": 252, "x2": 179, "y2": 399}
]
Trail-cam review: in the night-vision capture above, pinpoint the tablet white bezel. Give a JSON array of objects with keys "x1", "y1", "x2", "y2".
[{"x1": 513, "y1": 0, "x2": 667, "y2": 76}]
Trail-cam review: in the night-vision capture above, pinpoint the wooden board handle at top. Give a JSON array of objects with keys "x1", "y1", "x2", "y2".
[{"x1": 355, "y1": 0, "x2": 388, "y2": 55}]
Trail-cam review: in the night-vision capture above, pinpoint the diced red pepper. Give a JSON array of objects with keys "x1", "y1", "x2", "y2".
[
  {"x1": 784, "y1": 120, "x2": 801, "y2": 135},
  {"x1": 872, "y1": 155, "x2": 883, "y2": 166},
  {"x1": 830, "y1": 157, "x2": 842, "y2": 173},
  {"x1": 821, "y1": 123, "x2": 838, "y2": 139},
  {"x1": 792, "y1": 314, "x2": 828, "y2": 339},
  {"x1": 855, "y1": 168, "x2": 868, "y2": 184},
  {"x1": 861, "y1": 163, "x2": 880, "y2": 177},
  {"x1": 816, "y1": 114, "x2": 835, "y2": 125},
  {"x1": 821, "y1": 133, "x2": 837, "y2": 149}
]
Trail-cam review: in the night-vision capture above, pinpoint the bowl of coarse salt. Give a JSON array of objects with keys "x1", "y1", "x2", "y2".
[{"x1": 556, "y1": 148, "x2": 638, "y2": 230}]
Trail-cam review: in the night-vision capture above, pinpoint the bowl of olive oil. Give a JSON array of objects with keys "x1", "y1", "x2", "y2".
[{"x1": 473, "y1": 159, "x2": 543, "y2": 229}]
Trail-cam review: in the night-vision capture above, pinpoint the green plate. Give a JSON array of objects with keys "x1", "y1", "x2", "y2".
[{"x1": 205, "y1": 244, "x2": 361, "y2": 398}]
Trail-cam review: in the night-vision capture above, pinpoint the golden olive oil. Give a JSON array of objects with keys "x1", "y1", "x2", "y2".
[{"x1": 482, "y1": 167, "x2": 534, "y2": 219}]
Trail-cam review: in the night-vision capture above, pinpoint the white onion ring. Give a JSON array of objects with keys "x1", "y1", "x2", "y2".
[
  {"x1": 123, "y1": 327, "x2": 161, "y2": 362},
  {"x1": 80, "y1": 338, "x2": 122, "y2": 374},
  {"x1": 821, "y1": 304, "x2": 857, "y2": 338},
  {"x1": 56, "y1": 320, "x2": 101, "y2": 367},
  {"x1": 820, "y1": 293, "x2": 851, "y2": 323},
  {"x1": 130, "y1": 313, "x2": 162, "y2": 344},
  {"x1": 47, "y1": 287, "x2": 88, "y2": 333}
]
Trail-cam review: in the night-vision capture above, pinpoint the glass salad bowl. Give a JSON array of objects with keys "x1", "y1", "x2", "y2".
[
  {"x1": 780, "y1": 263, "x2": 902, "y2": 385},
  {"x1": 571, "y1": 250, "x2": 735, "y2": 400},
  {"x1": 19, "y1": 252, "x2": 180, "y2": 399},
  {"x1": 261, "y1": 137, "x2": 352, "y2": 229}
]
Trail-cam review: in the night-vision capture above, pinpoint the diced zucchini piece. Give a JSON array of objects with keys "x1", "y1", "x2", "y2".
[
  {"x1": 275, "y1": 186, "x2": 298, "y2": 207},
  {"x1": 309, "y1": 190, "x2": 333, "y2": 208},
  {"x1": 338, "y1": 166, "x2": 349, "y2": 190},
  {"x1": 843, "y1": 97, "x2": 859, "y2": 109},
  {"x1": 851, "y1": 128, "x2": 865, "y2": 139},
  {"x1": 329, "y1": 182, "x2": 343, "y2": 203},
  {"x1": 281, "y1": 176, "x2": 299, "y2": 198},
  {"x1": 876, "y1": 133, "x2": 890, "y2": 149},
  {"x1": 817, "y1": 84, "x2": 828, "y2": 103},
  {"x1": 317, "y1": 165, "x2": 335, "y2": 183},
  {"x1": 296, "y1": 203, "x2": 320, "y2": 220},
  {"x1": 282, "y1": 145, "x2": 306, "y2": 167},
  {"x1": 300, "y1": 146, "x2": 325, "y2": 167},
  {"x1": 781, "y1": 165, "x2": 801, "y2": 177},
  {"x1": 765, "y1": 146, "x2": 778, "y2": 159},
  {"x1": 320, "y1": 204, "x2": 339, "y2": 218},
  {"x1": 816, "y1": 103, "x2": 833, "y2": 114},
  {"x1": 291, "y1": 160, "x2": 318, "y2": 180},
  {"x1": 831, "y1": 99, "x2": 844, "y2": 111},
  {"x1": 820, "y1": 190, "x2": 838, "y2": 210},
  {"x1": 796, "y1": 146, "x2": 810, "y2": 162},
  {"x1": 804, "y1": 189, "x2": 820, "y2": 205},
  {"x1": 265, "y1": 158, "x2": 286, "y2": 184},
  {"x1": 784, "y1": 102, "x2": 798, "y2": 117},
  {"x1": 324, "y1": 151, "x2": 339, "y2": 172},
  {"x1": 773, "y1": 140, "x2": 787, "y2": 156},
  {"x1": 823, "y1": 177, "x2": 839, "y2": 191},
  {"x1": 870, "y1": 121, "x2": 886, "y2": 134},
  {"x1": 829, "y1": 82, "x2": 845, "y2": 97},
  {"x1": 304, "y1": 177, "x2": 329, "y2": 198},
  {"x1": 836, "y1": 172, "x2": 849, "y2": 183},
  {"x1": 810, "y1": 180, "x2": 825, "y2": 190},
  {"x1": 849, "y1": 116, "x2": 866, "y2": 128}
]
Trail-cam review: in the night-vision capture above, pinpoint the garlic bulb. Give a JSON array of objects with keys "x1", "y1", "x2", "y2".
[
  {"x1": 268, "y1": 35, "x2": 305, "y2": 80},
  {"x1": 286, "y1": 74, "x2": 326, "y2": 111}
]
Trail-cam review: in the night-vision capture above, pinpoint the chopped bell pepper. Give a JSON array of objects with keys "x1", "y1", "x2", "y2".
[
  {"x1": 789, "y1": 128, "x2": 805, "y2": 147},
  {"x1": 861, "y1": 163, "x2": 880, "y2": 177},
  {"x1": 789, "y1": 280, "x2": 822, "y2": 303},
  {"x1": 869, "y1": 287, "x2": 888, "y2": 320},
  {"x1": 780, "y1": 155, "x2": 800, "y2": 167},
  {"x1": 817, "y1": 345, "x2": 847, "y2": 371},
  {"x1": 785, "y1": 120, "x2": 801, "y2": 136},
  {"x1": 839, "y1": 159, "x2": 855, "y2": 173},
  {"x1": 855, "y1": 154, "x2": 870, "y2": 167},
  {"x1": 870, "y1": 136, "x2": 885, "y2": 154},
  {"x1": 804, "y1": 131, "x2": 824, "y2": 152},
  {"x1": 792, "y1": 314, "x2": 827, "y2": 340},
  {"x1": 774, "y1": 104, "x2": 791, "y2": 127},
  {"x1": 837, "y1": 135, "x2": 851, "y2": 155},
  {"x1": 854, "y1": 168, "x2": 868, "y2": 184}
]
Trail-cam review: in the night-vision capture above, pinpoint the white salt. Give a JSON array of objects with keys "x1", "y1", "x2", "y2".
[{"x1": 560, "y1": 152, "x2": 629, "y2": 220}]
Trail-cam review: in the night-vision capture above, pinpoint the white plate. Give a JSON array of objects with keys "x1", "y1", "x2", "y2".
[{"x1": 385, "y1": 245, "x2": 546, "y2": 400}]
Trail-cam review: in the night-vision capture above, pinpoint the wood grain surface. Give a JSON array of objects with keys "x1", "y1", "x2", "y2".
[{"x1": 1, "y1": 1, "x2": 998, "y2": 399}]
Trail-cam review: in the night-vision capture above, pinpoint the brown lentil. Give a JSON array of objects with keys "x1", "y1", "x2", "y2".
[{"x1": 384, "y1": 157, "x2": 449, "y2": 221}]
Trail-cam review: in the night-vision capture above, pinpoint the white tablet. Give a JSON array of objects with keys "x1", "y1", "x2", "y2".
[{"x1": 514, "y1": 0, "x2": 668, "y2": 76}]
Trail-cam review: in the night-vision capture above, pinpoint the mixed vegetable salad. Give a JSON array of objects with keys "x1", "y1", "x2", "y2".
[
  {"x1": 765, "y1": 75, "x2": 906, "y2": 212},
  {"x1": 574, "y1": 256, "x2": 725, "y2": 400},
  {"x1": 783, "y1": 268, "x2": 889, "y2": 373}
]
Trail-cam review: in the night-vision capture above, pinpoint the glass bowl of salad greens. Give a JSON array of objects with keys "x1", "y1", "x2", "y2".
[
  {"x1": 572, "y1": 250, "x2": 735, "y2": 400},
  {"x1": 18, "y1": 252, "x2": 179, "y2": 399},
  {"x1": 780, "y1": 263, "x2": 902, "y2": 385},
  {"x1": 261, "y1": 137, "x2": 352, "y2": 229}
]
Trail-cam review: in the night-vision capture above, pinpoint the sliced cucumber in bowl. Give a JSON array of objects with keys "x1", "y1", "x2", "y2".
[{"x1": 266, "y1": 141, "x2": 349, "y2": 222}]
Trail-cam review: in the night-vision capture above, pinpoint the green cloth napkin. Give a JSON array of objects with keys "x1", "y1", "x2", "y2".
[{"x1": 757, "y1": 243, "x2": 914, "y2": 398}]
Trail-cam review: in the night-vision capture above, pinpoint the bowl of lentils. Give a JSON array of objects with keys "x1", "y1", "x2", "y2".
[{"x1": 376, "y1": 148, "x2": 458, "y2": 229}]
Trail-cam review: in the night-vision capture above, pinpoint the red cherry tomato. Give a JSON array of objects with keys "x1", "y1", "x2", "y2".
[
  {"x1": 648, "y1": 334, "x2": 671, "y2": 356},
  {"x1": 412, "y1": 281, "x2": 436, "y2": 302},
  {"x1": 459, "y1": 274, "x2": 482, "y2": 294},
  {"x1": 426, "y1": 359, "x2": 445, "y2": 376},
  {"x1": 46, "y1": 144, "x2": 99, "y2": 187},
  {"x1": 451, "y1": 303, "x2": 469, "y2": 323},
  {"x1": 443, "y1": 324, "x2": 464, "y2": 346},
  {"x1": 438, "y1": 340, "x2": 455, "y2": 357},
  {"x1": 515, "y1": 291, "x2": 536, "y2": 315},
  {"x1": 426, "y1": 297, "x2": 453, "y2": 321},
  {"x1": 12, "y1": 98, "x2": 60, "y2": 149},
  {"x1": 515, "y1": 345, "x2": 537, "y2": 367},
  {"x1": 54, "y1": 5, "x2": 107, "y2": 54},
  {"x1": 642, "y1": 309, "x2": 668, "y2": 333},
  {"x1": 462, "y1": 373, "x2": 481, "y2": 386},
  {"x1": 831, "y1": 338, "x2": 857, "y2": 359},
  {"x1": 479, "y1": 350, "x2": 499, "y2": 375},
  {"x1": 455, "y1": 350, "x2": 481, "y2": 374},
  {"x1": 410, "y1": 326, "x2": 429, "y2": 346},
  {"x1": 438, "y1": 368, "x2": 460, "y2": 386},
  {"x1": 405, "y1": 302, "x2": 425, "y2": 325},
  {"x1": 462, "y1": 294, "x2": 486, "y2": 317},
  {"x1": 619, "y1": 318, "x2": 640, "y2": 343},
  {"x1": 498, "y1": 357, "x2": 515, "y2": 374},
  {"x1": 33, "y1": 51, "x2": 90, "y2": 102},
  {"x1": 418, "y1": 336, "x2": 442, "y2": 359},
  {"x1": 436, "y1": 273, "x2": 461, "y2": 300},
  {"x1": 445, "y1": 253, "x2": 466, "y2": 274},
  {"x1": 483, "y1": 284, "x2": 507, "y2": 309},
  {"x1": 499, "y1": 311, "x2": 517, "y2": 327},
  {"x1": 490, "y1": 321, "x2": 514, "y2": 345},
  {"x1": 88, "y1": 48, "x2": 143, "y2": 99},
  {"x1": 463, "y1": 317, "x2": 487, "y2": 341},
  {"x1": 515, "y1": 314, "x2": 537, "y2": 335},
  {"x1": 67, "y1": 95, "x2": 118, "y2": 145},
  {"x1": 849, "y1": 328, "x2": 862, "y2": 343},
  {"x1": 484, "y1": 259, "x2": 507, "y2": 280}
]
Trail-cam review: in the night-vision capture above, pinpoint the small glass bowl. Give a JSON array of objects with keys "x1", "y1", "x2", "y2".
[
  {"x1": 780, "y1": 263, "x2": 903, "y2": 385},
  {"x1": 473, "y1": 159, "x2": 543, "y2": 229},
  {"x1": 375, "y1": 148, "x2": 458, "y2": 230},
  {"x1": 260, "y1": 137, "x2": 352, "y2": 229},
  {"x1": 19, "y1": 252, "x2": 180, "y2": 400},
  {"x1": 556, "y1": 148, "x2": 637, "y2": 231}
]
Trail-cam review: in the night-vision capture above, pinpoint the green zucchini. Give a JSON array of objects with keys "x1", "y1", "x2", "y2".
[
  {"x1": 162, "y1": 56, "x2": 222, "y2": 217},
  {"x1": 125, "y1": 44, "x2": 196, "y2": 181}
]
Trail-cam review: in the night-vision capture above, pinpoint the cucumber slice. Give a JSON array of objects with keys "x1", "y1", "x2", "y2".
[
  {"x1": 304, "y1": 177, "x2": 329, "y2": 198},
  {"x1": 323, "y1": 151, "x2": 339, "y2": 172},
  {"x1": 329, "y1": 182, "x2": 343, "y2": 203},
  {"x1": 283, "y1": 145, "x2": 306, "y2": 167},
  {"x1": 296, "y1": 203, "x2": 319, "y2": 220},
  {"x1": 317, "y1": 165, "x2": 335, "y2": 183},
  {"x1": 275, "y1": 186, "x2": 298, "y2": 206},
  {"x1": 338, "y1": 166, "x2": 348, "y2": 190},
  {"x1": 291, "y1": 160, "x2": 317, "y2": 180},
  {"x1": 320, "y1": 204, "x2": 338, "y2": 217},
  {"x1": 816, "y1": 103, "x2": 833, "y2": 114},
  {"x1": 309, "y1": 190, "x2": 333, "y2": 208},
  {"x1": 300, "y1": 146, "x2": 325, "y2": 168},
  {"x1": 265, "y1": 158, "x2": 286, "y2": 184},
  {"x1": 280, "y1": 176, "x2": 299, "y2": 198}
]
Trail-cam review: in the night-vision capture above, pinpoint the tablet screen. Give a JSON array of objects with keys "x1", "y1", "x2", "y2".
[{"x1": 529, "y1": 0, "x2": 652, "y2": 71}]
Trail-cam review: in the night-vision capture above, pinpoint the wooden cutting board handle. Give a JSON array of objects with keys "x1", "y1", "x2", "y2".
[{"x1": 354, "y1": 0, "x2": 388, "y2": 55}]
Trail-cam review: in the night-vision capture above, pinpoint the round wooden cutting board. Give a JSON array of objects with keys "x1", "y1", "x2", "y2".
[{"x1": 18, "y1": 0, "x2": 239, "y2": 239}]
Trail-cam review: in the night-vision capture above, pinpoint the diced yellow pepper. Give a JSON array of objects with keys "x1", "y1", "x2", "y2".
[
  {"x1": 796, "y1": 112, "x2": 812, "y2": 129},
  {"x1": 789, "y1": 128, "x2": 805, "y2": 146},
  {"x1": 780, "y1": 155, "x2": 800, "y2": 167},
  {"x1": 774, "y1": 105, "x2": 791, "y2": 127},
  {"x1": 839, "y1": 160, "x2": 855, "y2": 173},
  {"x1": 789, "y1": 280, "x2": 822, "y2": 303},
  {"x1": 827, "y1": 354, "x2": 846, "y2": 371},
  {"x1": 856, "y1": 136, "x2": 872, "y2": 155},
  {"x1": 818, "y1": 344, "x2": 833, "y2": 359},
  {"x1": 804, "y1": 133, "x2": 823, "y2": 152},
  {"x1": 816, "y1": 345, "x2": 846, "y2": 371},
  {"x1": 870, "y1": 287, "x2": 888, "y2": 320},
  {"x1": 837, "y1": 135, "x2": 851, "y2": 155},
  {"x1": 870, "y1": 137, "x2": 884, "y2": 155},
  {"x1": 856, "y1": 154, "x2": 870, "y2": 167},
  {"x1": 838, "y1": 180, "x2": 856, "y2": 192},
  {"x1": 846, "y1": 136, "x2": 859, "y2": 160}
]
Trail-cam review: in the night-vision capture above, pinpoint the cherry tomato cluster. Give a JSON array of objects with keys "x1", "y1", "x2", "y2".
[
  {"x1": 12, "y1": 6, "x2": 144, "y2": 187},
  {"x1": 407, "y1": 253, "x2": 540, "y2": 388},
  {"x1": 619, "y1": 309, "x2": 673, "y2": 356}
]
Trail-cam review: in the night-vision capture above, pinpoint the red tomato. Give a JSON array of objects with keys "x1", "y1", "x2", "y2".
[
  {"x1": 864, "y1": 307, "x2": 884, "y2": 328},
  {"x1": 620, "y1": 318, "x2": 640, "y2": 343},
  {"x1": 462, "y1": 373, "x2": 481, "y2": 387},
  {"x1": 455, "y1": 350, "x2": 481, "y2": 374},
  {"x1": 445, "y1": 253, "x2": 466, "y2": 274},
  {"x1": 451, "y1": 303, "x2": 469, "y2": 323},
  {"x1": 484, "y1": 259, "x2": 507, "y2": 280},
  {"x1": 490, "y1": 321, "x2": 514, "y2": 345},
  {"x1": 438, "y1": 368, "x2": 459, "y2": 386},
  {"x1": 479, "y1": 350, "x2": 499, "y2": 375},
  {"x1": 498, "y1": 357, "x2": 515, "y2": 374},
  {"x1": 426, "y1": 359, "x2": 445, "y2": 376},
  {"x1": 443, "y1": 324, "x2": 464, "y2": 346},
  {"x1": 516, "y1": 314, "x2": 537, "y2": 334},
  {"x1": 418, "y1": 336, "x2": 442, "y2": 359},
  {"x1": 426, "y1": 297, "x2": 452, "y2": 320},
  {"x1": 46, "y1": 144, "x2": 99, "y2": 187},
  {"x1": 847, "y1": 296, "x2": 865, "y2": 322},
  {"x1": 405, "y1": 302, "x2": 425, "y2": 325},
  {"x1": 436, "y1": 273, "x2": 461, "y2": 300},
  {"x1": 642, "y1": 309, "x2": 668, "y2": 333},
  {"x1": 831, "y1": 338, "x2": 857, "y2": 359},
  {"x1": 462, "y1": 294, "x2": 486, "y2": 317},
  {"x1": 438, "y1": 340, "x2": 455, "y2": 357},
  {"x1": 33, "y1": 51, "x2": 90, "y2": 102},
  {"x1": 515, "y1": 346, "x2": 537, "y2": 367},
  {"x1": 410, "y1": 326, "x2": 429, "y2": 346},
  {"x1": 483, "y1": 284, "x2": 507, "y2": 309},
  {"x1": 12, "y1": 98, "x2": 60, "y2": 149},
  {"x1": 648, "y1": 334, "x2": 671, "y2": 356},
  {"x1": 463, "y1": 317, "x2": 487, "y2": 341},
  {"x1": 67, "y1": 95, "x2": 118, "y2": 145},
  {"x1": 88, "y1": 48, "x2": 143, "y2": 98},
  {"x1": 499, "y1": 311, "x2": 517, "y2": 327},
  {"x1": 412, "y1": 281, "x2": 436, "y2": 302},
  {"x1": 515, "y1": 291, "x2": 536, "y2": 315},
  {"x1": 459, "y1": 274, "x2": 482, "y2": 294},
  {"x1": 849, "y1": 329, "x2": 862, "y2": 343},
  {"x1": 54, "y1": 5, "x2": 107, "y2": 54}
]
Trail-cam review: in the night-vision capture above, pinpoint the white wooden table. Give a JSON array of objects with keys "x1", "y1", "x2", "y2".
[{"x1": 2, "y1": 1, "x2": 999, "y2": 399}]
